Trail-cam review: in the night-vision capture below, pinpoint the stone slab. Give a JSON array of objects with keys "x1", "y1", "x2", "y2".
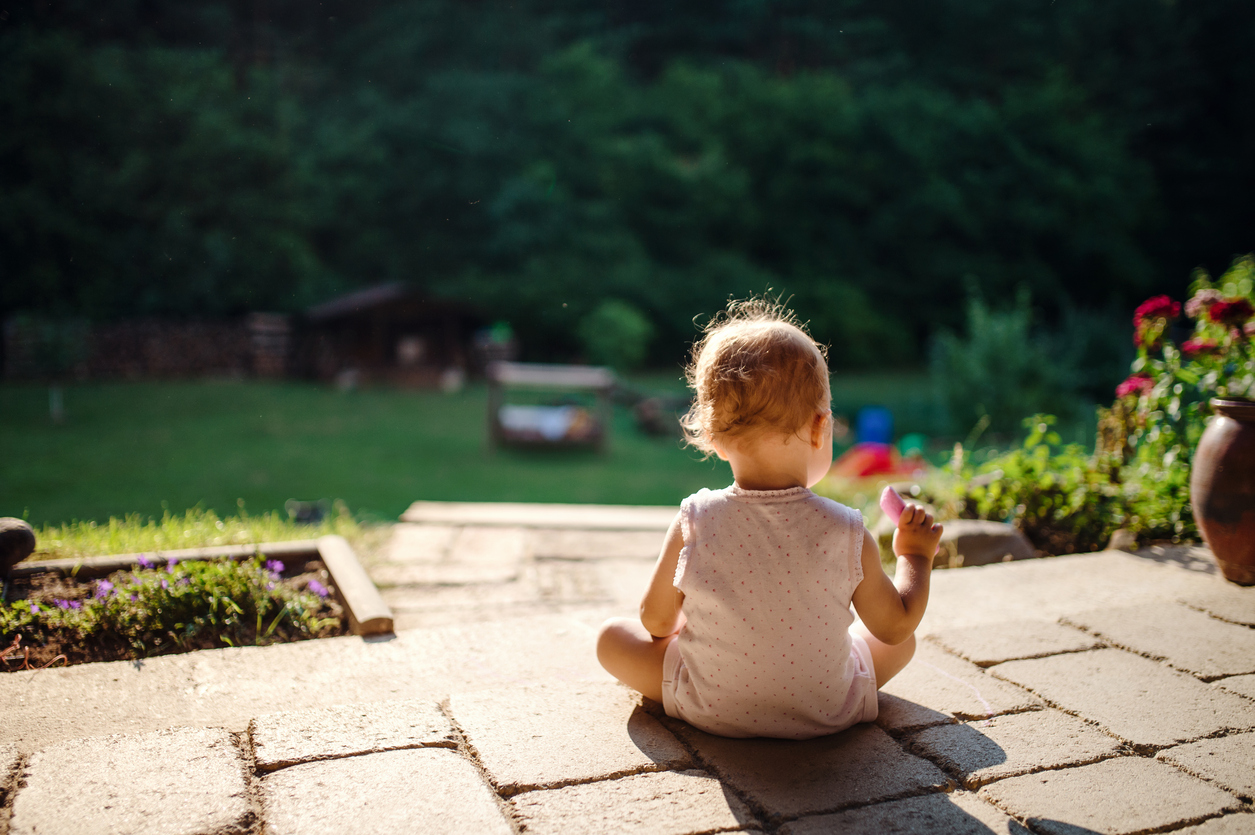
[
  {"x1": 530, "y1": 529, "x2": 665, "y2": 560},
  {"x1": 980, "y1": 756, "x2": 1242, "y2": 835},
  {"x1": 919, "y1": 550, "x2": 1223, "y2": 636},
  {"x1": 0, "y1": 612, "x2": 614, "y2": 752},
  {"x1": 926, "y1": 620, "x2": 1103, "y2": 668},
  {"x1": 908, "y1": 708, "x2": 1124, "y2": 788},
  {"x1": 672, "y1": 722, "x2": 952, "y2": 822},
  {"x1": 1174, "y1": 814, "x2": 1255, "y2": 834},
  {"x1": 512, "y1": 769, "x2": 757, "y2": 835},
  {"x1": 779, "y1": 790, "x2": 1030, "y2": 835},
  {"x1": 1215, "y1": 675, "x2": 1255, "y2": 701},
  {"x1": 1063, "y1": 603, "x2": 1255, "y2": 680},
  {"x1": 448, "y1": 682, "x2": 690, "y2": 793},
  {"x1": 371, "y1": 525, "x2": 528, "y2": 586},
  {"x1": 250, "y1": 699, "x2": 456, "y2": 772},
  {"x1": 1157, "y1": 732, "x2": 1255, "y2": 799},
  {"x1": 10, "y1": 726, "x2": 251, "y2": 835},
  {"x1": 1179, "y1": 585, "x2": 1255, "y2": 627},
  {"x1": 0, "y1": 742, "x2": 20, "y2": 803},
  {"x1": 991, "y1": 648, "x2": 1255, "y2": 749},
  {"x1": 876, "y1": 641, "x2": 1040, "y2": 732},
  {"x1": 402, "y1": 501, "x2": 676, "y2": 530},
  {"x1": 262, "y1": 747, "x2": 512, "y2": 835}
]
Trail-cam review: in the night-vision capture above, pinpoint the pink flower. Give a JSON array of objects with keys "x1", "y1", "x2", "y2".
[
  {"x1": 1181, "y1": 338, "x2": 1220, "y2": 357},
  {"x1": 1116, "y1": 374, "x2": 1154, "y2": 398},
  {"x1": 1208, "y1": 298, "x2": 1255, "y2": 328},
  {"x1": 1185, "y1": 289, "x2": 1223, "y2": 320},
  {"x1": 1133, "y1": 295, "x2": 1180, "y2": 327}
]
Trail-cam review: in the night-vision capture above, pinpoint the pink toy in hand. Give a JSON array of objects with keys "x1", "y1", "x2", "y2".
[{"x1": 879, "y1": 486, "x2": 907, "y2": 526}]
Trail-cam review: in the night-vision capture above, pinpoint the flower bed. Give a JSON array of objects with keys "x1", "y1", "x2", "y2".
[{"x1": 2, "y1": 554, "x2": 346, "y2": 670}]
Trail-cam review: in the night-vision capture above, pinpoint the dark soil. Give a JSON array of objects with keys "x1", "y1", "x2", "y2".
[{"x1": 2, "y1": 559, "x2": 349, "y2": 671}]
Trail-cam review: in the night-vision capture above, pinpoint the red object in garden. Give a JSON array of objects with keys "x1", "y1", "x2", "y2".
[
  {"x1": 829, "y1": 443, "x2": 927, "y2": 479},
  {"x1": 1190, "y1": 398, "x2": 1255, "y2": 586}
]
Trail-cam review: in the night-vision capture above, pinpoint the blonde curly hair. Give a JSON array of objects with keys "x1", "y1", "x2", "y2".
[{"x1": 681, "y1": 299, "x2": 830, "y2": 456}]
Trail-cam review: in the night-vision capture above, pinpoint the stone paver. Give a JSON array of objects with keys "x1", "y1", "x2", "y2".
[
  {"x1": 779, "y1": 790, "x2": 1030, "y2": 835},
  {"x1": 919, "y1": 550, "x2": 1223, "y2": 635},
  {"x1": 1215, "y1": 674, "x2": 1255, "y2": 701},
  {"x1": 249, "y1": 698, "x2": 455, "y2": 772},
  {"x1": 1157, "y1": 732, "x2": 1255, "y2": 799},
  {"x1": 1174, "y1": 814, "x2": 1255, "y2": 834},
  {"x1": 980, "y1": 756, "x2": 1242, "y2": 835},
  {"x1": 262, "y1": 747, "x2": 512, "y2": 835},
  {"x1": 449, "y1": 682, "x2": 689, "y2": 793},
  {"x1": 1178, "y1": 586, "x2": 1255, "y2": 627},
  {"x1": 671, "y1": 722, "x2": 952, "y2": 821},
  {"x1": 991, "y1": 648, "x2": 1255, "y2": 749},
  {"x1": 908, "y1": 708, "x2": 1124, "y2": 788},
  {"x1": 371, "y1": 525, "x2": 527, "y2": 586},
  {"x1": 926, "y1": 620, "x2": 1103, "y2": 667},
  {"x1": 10, "y1": 726, "x2": 251, "y2": 835},
  {"x1": 1064, "y1": 603, "x2": 1255, "y2": 680},
  {"x1": 402, "y1": 501, "x2": 675, "y2": 530},
  {"x1": 511, "y1": 769, "x2": 758, "y2": 834},
  {"x1": 876, "y1": 641, "x2": 1040, "y2": 732},
  {"x1": 531, "y1": 529, "x2": 664, "y2": 560}
]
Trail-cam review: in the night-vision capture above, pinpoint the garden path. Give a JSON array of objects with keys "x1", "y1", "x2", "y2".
[{"x1": 1, "y1": 502, "x2": 1252, "y2": 834}]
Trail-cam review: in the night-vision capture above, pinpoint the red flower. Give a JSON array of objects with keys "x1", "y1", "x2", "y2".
[
  {"x1": 1133, "y1": 295, "x2": 1180, "y2": 327},
  {"x1": 1181, "y1": 338, "x2": 1220, "y2": 357},
  {"x1": 1116, "y1": 374, "x2": 1154, "y2": 398},
  {"x1": 1185, "y1": 289, "x2": 1223, "y2": 320},
  {"x1": 1208, "y1": 298, "x2": 1255, "y2": 327}
]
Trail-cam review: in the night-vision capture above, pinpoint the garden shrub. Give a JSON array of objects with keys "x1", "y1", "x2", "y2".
[
  {"x1": 930, "y1": 289, "x2": 1079, "y2": 438},
  {"x1": 941, "y1": 254, "x2": 1255, "y2": 553},
  {"x1": 577, "y1": 298, "x2": 655, "y2": 371}
]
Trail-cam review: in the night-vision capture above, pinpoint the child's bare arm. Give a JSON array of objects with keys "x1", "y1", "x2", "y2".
[
  {"x1": 851, "y1": 504, "x2": 943, "y2": 645},
  {"x1": 640, "y1": 513, "x2": 686, "y2": 638}
]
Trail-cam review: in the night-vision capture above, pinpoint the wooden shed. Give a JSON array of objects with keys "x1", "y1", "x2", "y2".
[{"x1": 301, "y1": 283, "x2": 480, "y2": 387}]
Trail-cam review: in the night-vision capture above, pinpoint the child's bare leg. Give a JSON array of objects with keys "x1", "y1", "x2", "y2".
[
  {"x1": 596, "y1": 617, "x2": 675, "y2": 703},
  {"x1": 853, "y1": 624, "x2": 916, "y2": 688}
]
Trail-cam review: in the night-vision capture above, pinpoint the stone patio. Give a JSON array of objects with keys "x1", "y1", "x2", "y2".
[{"x1": 1, "y1": 502, "x2": 1252, "y2": 834}]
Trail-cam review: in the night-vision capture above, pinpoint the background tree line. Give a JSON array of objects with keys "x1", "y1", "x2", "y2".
[{"x1": 2, "y1": 0, "x2": 1252, "y2": 375}]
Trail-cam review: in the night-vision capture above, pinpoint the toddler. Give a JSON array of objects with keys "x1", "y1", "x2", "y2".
[{"x1": 597, "y1": 300, "x2": 942, "y2": 739}]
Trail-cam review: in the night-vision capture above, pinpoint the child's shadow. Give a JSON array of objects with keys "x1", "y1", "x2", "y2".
[{"x1": 626, "y1": 700, "x2": 1083, "y2": 833}]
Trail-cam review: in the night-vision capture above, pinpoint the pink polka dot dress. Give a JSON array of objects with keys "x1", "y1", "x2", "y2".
[{"x1": 661, "y1": 484, "x2": 878, "y2": 739}]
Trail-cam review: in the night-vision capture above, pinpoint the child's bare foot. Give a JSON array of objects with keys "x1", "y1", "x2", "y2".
[{"x1": 893, "y1": 504, "x2": 943, "y2": 559}]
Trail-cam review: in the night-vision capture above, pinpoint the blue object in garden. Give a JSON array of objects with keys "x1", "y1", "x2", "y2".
[{"x1": 856, "y1": 406, "x2": 894, "y2": 445}]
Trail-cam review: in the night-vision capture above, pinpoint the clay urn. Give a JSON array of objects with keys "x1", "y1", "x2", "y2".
[
  {"x1": 1189, "y1": 398, "x2": 1255, "y2": 585},
  {"x1": 1, "y1": 518, "x2": 36, "y2": 574}
]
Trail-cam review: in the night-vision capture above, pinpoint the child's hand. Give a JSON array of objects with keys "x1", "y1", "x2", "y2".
[{"x1": 893, "y1": 503, "x2": 943, "y2": 560}]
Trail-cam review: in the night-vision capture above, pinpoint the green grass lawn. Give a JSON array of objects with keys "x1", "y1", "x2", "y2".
[{"x1": 4, "y1": 370, "x2": 1042, "y2": 528}]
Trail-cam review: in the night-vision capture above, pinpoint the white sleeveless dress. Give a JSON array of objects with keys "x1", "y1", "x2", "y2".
[{"x1": 661, "y1": 484, "x2": 879, "y2": 739}]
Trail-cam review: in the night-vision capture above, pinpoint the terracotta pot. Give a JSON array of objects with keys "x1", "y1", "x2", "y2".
[{"x1": 1190, "y1": 398, "x2": 1255, "y2": 585}]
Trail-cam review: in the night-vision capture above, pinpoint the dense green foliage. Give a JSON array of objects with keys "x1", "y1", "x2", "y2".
[{"x1": 3, "y1": 0, "x2": 1252, "y2": 366}]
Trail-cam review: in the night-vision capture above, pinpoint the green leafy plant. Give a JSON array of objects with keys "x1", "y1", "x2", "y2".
[
  {"x1": 2, "y1": 555, "x2": 342, "y2": 669},
  {"x1": 577, "y1": 299, "x2": 655, "y2": 371},
  {"x1": 940, "y1": 255, "x2": 1255, "y2": 553}
]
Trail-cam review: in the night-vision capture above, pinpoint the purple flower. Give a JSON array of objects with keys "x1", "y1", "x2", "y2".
[
  {"x1": 54, "y1": 599, "x2": 82, "y2": 610},
  {"x1": 94, "y1": 580, "x2": 115, "y2": 599},
  {"x1": 266, "y1": 581, "x2": 276, "y2": 591},
  {"x1": 130, "y1": 594, "x2": 138, "y2": 602},
  {"x1": 307, "y1": 579, "x2": 329, "y2": 598},
  {"x1": 264, "y1": 559, "x2": 285, "y2": 575},
  {"x1": 161, "y1": 579, "x2": 169, "y2": 590},
  {"x1": 166, "y1": 557, "x2": 179, "y2": 573},
  {"x1": 137, "y1": 556, "x2": 154, "y2": 570},
  {"x1": 27, "y1": 600, "x2": 40, "y2": 613}
]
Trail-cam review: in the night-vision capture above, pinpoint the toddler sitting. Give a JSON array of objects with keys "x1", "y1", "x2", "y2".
[{"x1": 597, "y1": 299, "x2": 942, "y2": 738}]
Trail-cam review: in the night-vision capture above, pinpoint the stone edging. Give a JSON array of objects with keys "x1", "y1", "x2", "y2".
[{"x1": 9, "y1": 535, "x2": 393, "y2": 636}]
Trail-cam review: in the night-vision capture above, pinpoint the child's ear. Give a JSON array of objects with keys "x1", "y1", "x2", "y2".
[{"x1": 809, "y1": 410, "x2": 829, "y2": 449}]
